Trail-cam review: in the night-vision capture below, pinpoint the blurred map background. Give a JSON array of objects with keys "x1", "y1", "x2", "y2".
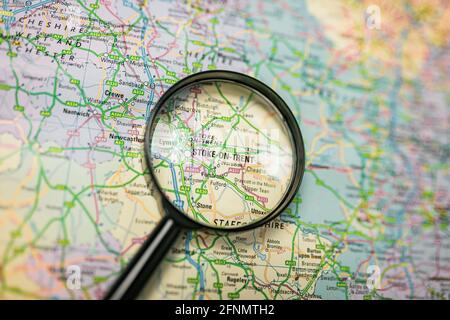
[{"x1": 0, "y1": 0, "x2": 448, "y2": 299}]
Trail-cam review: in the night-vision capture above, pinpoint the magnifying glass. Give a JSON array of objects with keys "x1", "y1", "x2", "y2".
[{"x1": 105, "y1": 70, "x2": 305, "y2": 300}]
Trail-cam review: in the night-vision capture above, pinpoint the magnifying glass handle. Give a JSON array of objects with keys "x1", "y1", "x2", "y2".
[{"x1": 105, "y1": 215, "x2": 181, "y2": 300}]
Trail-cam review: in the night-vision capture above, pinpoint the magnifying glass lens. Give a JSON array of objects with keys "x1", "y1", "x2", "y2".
[{"x1": 149, "y1": 80, "x2": 296, "y2": 229}]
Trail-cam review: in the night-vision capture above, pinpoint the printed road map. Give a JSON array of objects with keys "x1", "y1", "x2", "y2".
[{"x1": 0, "y1": 0, "x2": 449, "y2": 300}]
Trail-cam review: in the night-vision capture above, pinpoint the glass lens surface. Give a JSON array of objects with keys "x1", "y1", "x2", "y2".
[{"x1": 148, "y1": 80, "x2": 295, "y2": 229}]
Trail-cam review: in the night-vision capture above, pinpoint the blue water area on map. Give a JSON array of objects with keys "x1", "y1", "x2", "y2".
[{"x1": 185, "y1": 231, "x2": 205, "y2": 300}]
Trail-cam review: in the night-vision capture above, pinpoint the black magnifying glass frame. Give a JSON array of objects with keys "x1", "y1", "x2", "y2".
[{"x1": 105, "y1": 70, "x2": 305, "y2": 300}]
